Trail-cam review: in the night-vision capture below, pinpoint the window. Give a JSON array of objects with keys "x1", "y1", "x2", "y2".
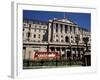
[
  {"x1": 65, "y1": 25, "x2": 68, "y2": 33},
  {"x1": 43, "y1": 26, "x2": 45, "y2": 28},
  {"x1": 56, "y1": 23, "x2": 58, "y2": 32},
  {"x1": 56, "y1": 35, "x2": 58, "y2": 37},
  {"x1": 33, "y1": 34, "x2": 36, "y2": 38},
  {"x1": 60, "y1": 24, "x2": 63, "y2": 33},
  {"x1": 61, "y1": 35, "x2": 63, "y2": 37},
  {"x1": 29, "y1": 24, "x2": 31, "y2": 28},
  {"x1": 27, "y1": 32, "x2": 31, "y2": 37},
  {"x1": 50, "y1": 47, "x2": 55, "y2": 51},
  {"x1": 61, "y1": 40, "x2": 64, "y2": 42},
  {"x1": 38, "y1": 34, "x2": 40, "y2": 38},
  {"x1": 65, "y1": 36, "x2": 69, "y2": 42},
  {"x1": 56, "y1": 39, "x2": 59, "y2": 42},
  {"x1": 56, "y1": 47, "x2": 60, "y2": 51},
  {"x1": 23, "y1": 24, "x2": 26, "y2": 27}
]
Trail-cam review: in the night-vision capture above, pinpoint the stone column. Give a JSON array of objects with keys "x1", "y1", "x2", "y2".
[
  {"x1": 74, "y1": 26, "x2": 76, "y2": 34},
  {"x1": 63, "y1": 24, "x2": 65, "y2": 34},
  {"x1": 58, "y1": 24, "x2": 61, "y2": 33},
  {"x1": 72, "y1": 26, "x2": 74, "y2": 34},
  {"x1": 76, "y1": 26, "x2": 79, "y2": 34},
  {"x1": 68, "y1": 25, "x2": 70, "y2": 33},
  {"x1": 53, "y1": 23, "x2": 56, "y2": 33},
  {"x1": 53, "y1": 23, "x2": 56, "y2": 42},
  {"x1": 48, "y1": 21, "x2": 52, "y2": 42}
]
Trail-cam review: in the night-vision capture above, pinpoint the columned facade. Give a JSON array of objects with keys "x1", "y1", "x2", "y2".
[{"x1": 23, "y1": 18, "x2": 91, "y2": 62}]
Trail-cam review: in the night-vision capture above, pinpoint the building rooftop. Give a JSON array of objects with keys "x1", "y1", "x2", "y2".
[
  {"x1": 57, "y1": 19, "x2": 73, "y2": 24},
  {"x1": 52, "y1": 18, "x2": 77, "y2": 25},
  {"x1": 23, "y1": 18, "x2": 48, "y2": 25},
  {"x1": 23, "y1": 18, "x2": 90, "y2": 32}
]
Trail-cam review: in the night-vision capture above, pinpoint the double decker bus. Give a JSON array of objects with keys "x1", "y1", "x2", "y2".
[{"x1": 33, "y1": 52, "x2": 61, "y2": 61}]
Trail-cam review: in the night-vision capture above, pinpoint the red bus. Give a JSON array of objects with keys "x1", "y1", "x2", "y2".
[{"x1": 33, "y1": 52, "x2": 61, "y2": 61}]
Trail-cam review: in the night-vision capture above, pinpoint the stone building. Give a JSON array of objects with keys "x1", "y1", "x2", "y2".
[{"x1": 23, "y1": 18, "x2": 91, "y2": 61}]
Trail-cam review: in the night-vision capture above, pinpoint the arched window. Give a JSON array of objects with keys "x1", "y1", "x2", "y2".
[{"x1": 65, "y1": 36, "x2": 69, "y2": 42}]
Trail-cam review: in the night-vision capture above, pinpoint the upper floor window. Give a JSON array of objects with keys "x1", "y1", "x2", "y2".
[
  {"x1": 33, "y1": 34, "x2": 36, "y2": 38},
  {"x1": 43, "y1": 26, "x2": 45, "y2": 28},
  {"x1": 56, "y1": 35, "x2": 58, "y2": 37},
  {"x1": 56, "y1": 39, "x2": 59, "y2": 42},
  {"x1": 29, "y1": 24, "x2": 31, "y2": 28},
  {"x1": 61, "y1": 40, "x2": 64, "y2": 42},
  {"x1": 38, "y1": 34, "x2": 40, "y2": 38},
  {"x1": 65, "y1": 36, "x2": 69, "y2": 42},
  {"x1": 61, "y1": 35, "x2": 63, "y2": 37},
  {"x1": 27, "y1": 32, "x2": 31, "y2": 37},
  {"x1": 23, "y1": 24, "x2": 26, "y2": 27}
]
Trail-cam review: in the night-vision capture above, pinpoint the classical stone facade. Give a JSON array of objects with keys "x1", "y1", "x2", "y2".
[{"x1": 23, "y1": 18, "x2": 91, "y2": 61}]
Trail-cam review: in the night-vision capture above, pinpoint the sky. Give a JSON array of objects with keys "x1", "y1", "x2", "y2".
[{"x1": 23, "y1": 10, "x2": 91, "y2": 31}]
